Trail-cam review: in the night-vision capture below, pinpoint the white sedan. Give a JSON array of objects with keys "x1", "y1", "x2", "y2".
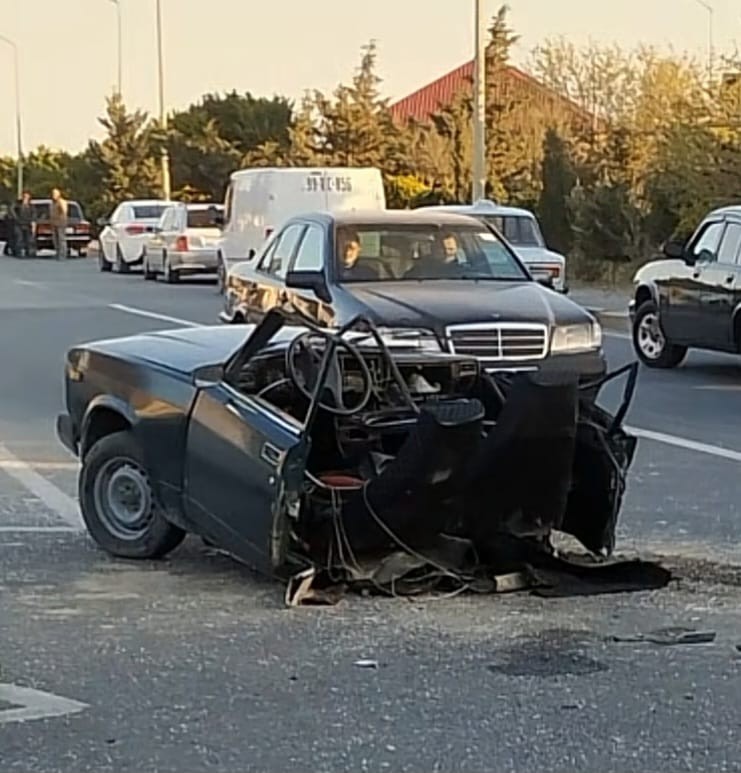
[
  {"x1": 98, "y1": 199, "x2": 171, "y2": 273},
  {"x1": 142, "y1": 202, "x2": 224, "y2": 283}
]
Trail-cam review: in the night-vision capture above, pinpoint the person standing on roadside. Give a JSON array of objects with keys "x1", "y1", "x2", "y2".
[
  {"x1": 50, "y1": 187, "x2": 68, "y2": 260},
  {"x1": 14, "y1": 191, "x2": 36, "y2": 258}
]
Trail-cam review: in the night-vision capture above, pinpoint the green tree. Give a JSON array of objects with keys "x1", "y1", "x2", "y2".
[
  {"x1": 538, "y1": 128, "x2": 575, "y2": 253},
  {"x1": 311, "y1": 41, "x2": 399, "y2": 168},
  {"x1": 92, "y1": 93, "x2": 160, "y2": 212}
]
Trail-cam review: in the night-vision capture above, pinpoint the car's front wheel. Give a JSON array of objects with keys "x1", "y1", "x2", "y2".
[
  {"x1": 79, "y1": 431, "x2": 185, "y2": 559},
  {"x1": 632, "y1": 300, "x2": 687, "y2": 368}
]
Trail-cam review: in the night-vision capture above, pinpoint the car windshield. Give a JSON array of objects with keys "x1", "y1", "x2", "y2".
[
  {"x1": 481, "y1": 215, "x2": 545, "y2": 247},
  {"x1": 187, "y1": 206, "x2": 223, "y2": 228},
  {"x1": 334, "y1": 224, "x2": 530, "y2": 283},
  {"x1": 133, "y1": 205, "x2": 167, "y2": 219}
]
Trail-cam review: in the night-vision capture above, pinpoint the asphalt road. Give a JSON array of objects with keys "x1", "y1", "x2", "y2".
[{"x1": 1, "y1": 255, "x2": 740, "y2": 772}]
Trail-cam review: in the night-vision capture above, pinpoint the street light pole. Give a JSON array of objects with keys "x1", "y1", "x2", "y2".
[
  {"x1": 472, "y1": 0, "x2": 487, "y2": 203},
  {"x1": 108, "y1": 0, "x2": 122, "y2": 96},
  {"x1": 155, "y1": 0, "x2": 171, "y2": 200},
  {"x1": 0, "y1": 34, "x2": 23, "y2": 198},
  {"x1": 694, "y1": 0, "x2": 714, "y2": 85}
]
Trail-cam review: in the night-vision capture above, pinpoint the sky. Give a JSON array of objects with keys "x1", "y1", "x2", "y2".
[{"x1": 0, "y1": 0, "x2": 738, "y2": 157}]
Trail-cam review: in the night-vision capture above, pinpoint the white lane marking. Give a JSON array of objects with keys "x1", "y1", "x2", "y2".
[
  {"x1": 0, "y1": 443, "x2": 84, "y2": 530},
  {"x1": 0, "y1": 684, "x2": 88, "y2": 725},
  {"x1": 108, "y1": 303, "x2": 199, "y2": 327},
  {"x1": 627, "y1": 425, "x2": 741, "y2": 463},
  {"x1": 0, "y1": 461, "x2": 78, "y2": 471},
  {"x1": 0, "y1": 526, "x2": 79, "y2": 533}
]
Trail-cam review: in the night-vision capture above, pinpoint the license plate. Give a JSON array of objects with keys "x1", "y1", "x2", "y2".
[{"x1": 65, "y1": 227, "x2": 74, "y2": 235}]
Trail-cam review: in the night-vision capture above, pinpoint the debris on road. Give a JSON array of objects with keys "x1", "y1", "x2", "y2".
[{"x1": 609, "y1": 627, "x2": 716, "y2": 646}]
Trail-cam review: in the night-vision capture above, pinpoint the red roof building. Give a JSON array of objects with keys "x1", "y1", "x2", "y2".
[{"x1": 389, "y1": 60, "x2": 595, "y2": 129}]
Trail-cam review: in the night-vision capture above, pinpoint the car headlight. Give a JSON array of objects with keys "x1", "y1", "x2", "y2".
[
  {"x1": 550, "y1": 320, "x2": 602, "y2": 354},
  {"x1": 374, "y1": 327, "x2": 442, "y2": 351}
]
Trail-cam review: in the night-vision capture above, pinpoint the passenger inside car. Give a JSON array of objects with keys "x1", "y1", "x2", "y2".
[{"x1": 405, "y1": 233, "x2": 466, "y2": 279}]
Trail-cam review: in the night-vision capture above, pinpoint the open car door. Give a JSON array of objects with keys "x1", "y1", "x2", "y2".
[{"x1": 182, "y1": 312, "x2": 309, "y2": 575}]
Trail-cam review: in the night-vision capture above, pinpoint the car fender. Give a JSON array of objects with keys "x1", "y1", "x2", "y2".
[
  {"x1": 80, "y1": 394, "x2": 139, "y2": 456},
  {"x1": 632, "y1": 280, "x2": 659, "y2": 311}
]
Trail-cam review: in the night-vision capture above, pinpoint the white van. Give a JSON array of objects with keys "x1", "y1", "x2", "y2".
[
  {"x1": 417, "y1": 199, "x2": 568, "y2": 293},
  {"x1": 217, "y1": 167, "x2": 386, "y2": 290}
]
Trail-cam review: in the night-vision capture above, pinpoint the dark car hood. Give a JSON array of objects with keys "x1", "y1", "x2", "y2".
[
  {"x1": 336, "y1": 280, "x2": 592, "y2": 332},
  {"x1": 84, "y1": 325, "x2": 253, "y2": 375}
]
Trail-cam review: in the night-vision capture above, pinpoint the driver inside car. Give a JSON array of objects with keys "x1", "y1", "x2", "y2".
[
  {"x1": 337, "y1": 230, "x2": 379, "y2": 281},
  {"x1": 405, "y1": 233, "x2": 465, "y2": 279}
]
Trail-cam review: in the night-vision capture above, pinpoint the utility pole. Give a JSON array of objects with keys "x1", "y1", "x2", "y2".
[
  {"x1": 108, "y1": 0, "x2": 123, "y2": 96},
  {"x1": 0, "y1": 34, "x2": 23, "y2": 197},
  {"x1": 472, "y1": 0, "x2": 487, "y2": 203},
  {"x1": 155, "y1": 0, "x2": 171, "y2": 200},
  {"x1": 694, "y1": 0, "x2": 714, "y2": 85}
]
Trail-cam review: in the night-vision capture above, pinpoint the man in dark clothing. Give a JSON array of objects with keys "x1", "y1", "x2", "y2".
[
  {"x1": 14, "y1": 191, "x2": 36, "y2": 257},
  {"x1": 337, "y1": 230, "x2": 379, "y2": 281},
  {"x1": 405, "y1": 233, "x2": 466, "y2": 279}
]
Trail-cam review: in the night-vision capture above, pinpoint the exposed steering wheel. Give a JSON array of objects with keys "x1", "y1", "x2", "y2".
[{"x1": 285, "y1": 331, "x2": 374, "y2": 417}]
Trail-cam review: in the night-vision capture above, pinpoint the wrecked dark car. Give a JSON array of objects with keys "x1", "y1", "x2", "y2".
[{"x1": 57, "y1": 307, "x2": 666, "y2": 602}]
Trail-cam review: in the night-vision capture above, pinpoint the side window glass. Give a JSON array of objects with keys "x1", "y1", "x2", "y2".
[
  {"x1": 293, "y1": 226, "x2": 325, "y2": 271},
  {"x1": 269, "y1": 225, "x2": 304, "y2": 279},
  {"x1": 690, "y1": 221, "x2": 724, "y2": 263},
  {"x1": 256, "y1": 238, "x2": 278, "y2": 271},
  {"x1": 718, "y1": 223, "x2": 741, "y2": 264}
]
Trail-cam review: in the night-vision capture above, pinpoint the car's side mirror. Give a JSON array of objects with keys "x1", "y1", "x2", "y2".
[
  {"x1": 285, "y1": 269, "x2": 331, "y2": 303},
  {"x1": 97, "y1": 217, "x2": 109, "y2": 227},
  {"x1": 536, "y1": 275, "x2": 554, "y2": 289},
  {"x1": 247, "y1": 248, "x2": 256, "y2": 260},
  {"x1": 662, "y1": 239, "x2": 686, "y2": 260}
]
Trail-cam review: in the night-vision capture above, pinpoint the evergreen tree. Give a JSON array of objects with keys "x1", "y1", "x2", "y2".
[
  {"x1": 538, "y1": 128, "x2": 575, "y2": 254},
  {"x1": 93, "y1": 93, "x2": 159, "y2": 210}
]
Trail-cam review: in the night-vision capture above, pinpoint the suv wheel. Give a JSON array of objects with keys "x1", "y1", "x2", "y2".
[{"x1": 632, "y1": 300, "x2": 687, "y2": 368}]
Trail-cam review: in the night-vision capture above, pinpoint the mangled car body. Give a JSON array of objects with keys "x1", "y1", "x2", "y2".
[{"x1": 57, "y1": 308, "x2": 650, "y2": 599}]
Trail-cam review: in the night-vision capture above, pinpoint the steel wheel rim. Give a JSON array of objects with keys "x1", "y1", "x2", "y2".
[
  {"x1": 637, "y1": 312, "x2": 665, "y2": 359},
  {"x1": 92, "y1": 457, "x2": 153, "y2": 541}
]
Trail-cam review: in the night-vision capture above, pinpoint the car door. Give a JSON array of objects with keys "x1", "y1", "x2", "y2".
[
  {"x1": 660, "y1": 219, "x2": 725, "y2": 342},
  {"x1": 161, "y1": 206, "x2": 182, "y2": 264},
  {"x1": 251, "y1": 223, "x2": 306, "y2": 318},
  {"x1": 696, "y1": 220, "x2": 741, "y2": 348},
  {"x1": 147, "y1": 208, "x2": 171, "y2": 271},
  {"x1": 286, "y1": 223, "x2": 336, "y2": 324},
  {"x1": 100, "y1": 205, "x2": 123, "y2": 260},
  {"x1": 183, "y1": 378, "x2": 306, "y2": 575}
]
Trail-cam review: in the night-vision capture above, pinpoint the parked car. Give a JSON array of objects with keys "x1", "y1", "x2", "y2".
[
  {"x1": 216, "y1": 167, "x2": 386, "y2": 292},
  {"x1": 629, "y1": 205, "x2": 741, "y2": 368},
  {"x1": 56, "y1": 306, "x2": 638, "y2": 589},
  {"x1": 417, "y1": 199, "x2": 568, "y2": 293},
  {"x1": 220, "y1": 210, "x2": 604, "y2": 380},
  {"x1": 0, "y1": 202, "x2": 14, "y2": 254},
  {"x1": 32, "y1": 198, "x2": 92, "y2": 257},
  {"x1": 142, "y1": 202, "x2": 224, "y2": 283},
  {"x1": 98, "y1": 199, "x2": 171, "y2": 273}
]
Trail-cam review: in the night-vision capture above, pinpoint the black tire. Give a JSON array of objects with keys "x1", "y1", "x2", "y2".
[
  {"x1": 217, "y1": 257, "x2": 226, "y2": 294},
  {"x1": 163, "y1": 252, "x2": 179, "y2": 284},
  {"x1": 79, "y1": 249, "x2": 87, "y2": 258},
  {"x1": 79, "y1": 430, "x2": 186, "y2": 560},
  {"x1": 99, "y1": 245, "x2": 112, "y2": 272},
  {"x1": 143, "y1": 250, "x2": 156, "y2": 280},
  {"x1": 116, "y1": 244, "x2": 129, "y2": 273},
  {"x1": 632, "y1": 300, "x2": 687, "y2": 368}
]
